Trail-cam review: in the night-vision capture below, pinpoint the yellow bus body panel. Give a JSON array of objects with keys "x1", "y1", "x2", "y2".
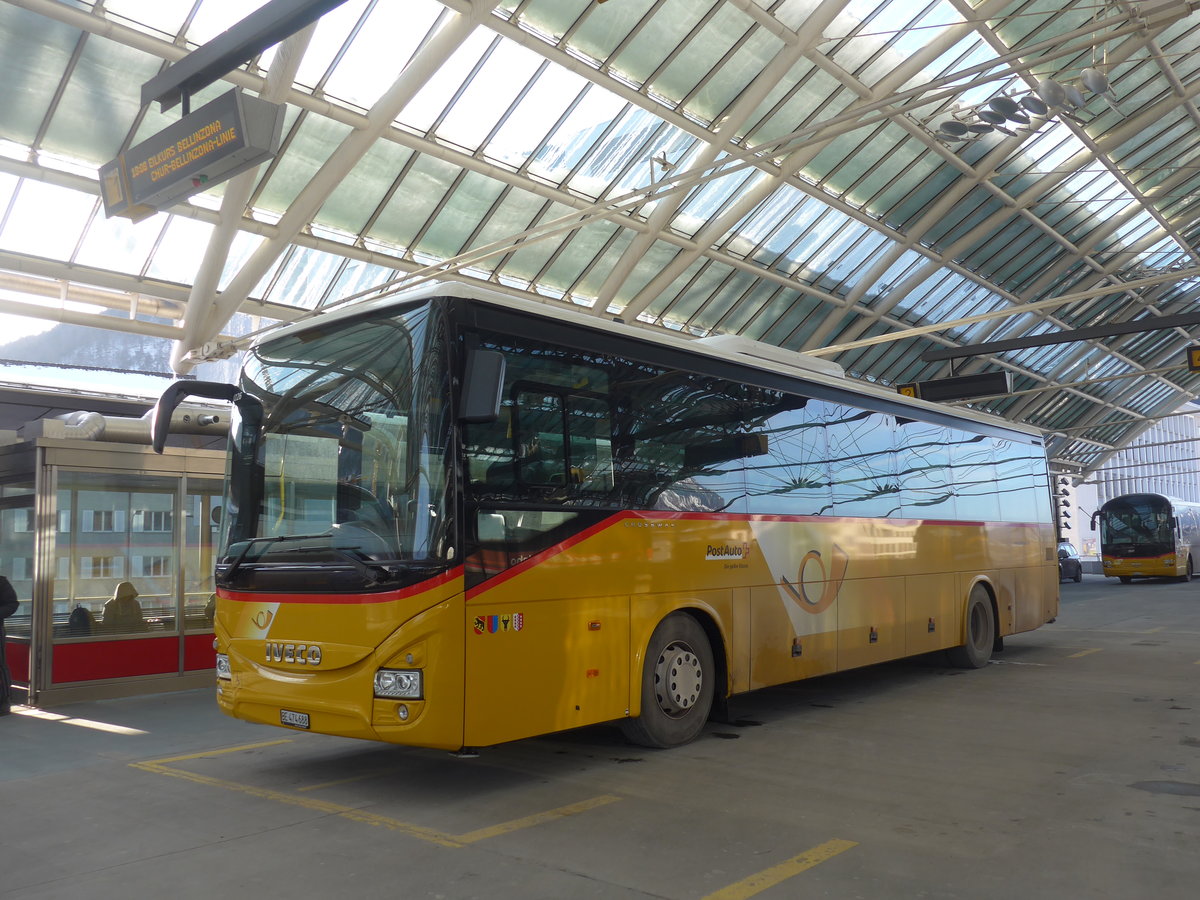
[{"x1": 217, "y1": 512, "x2": 1057, "y2": 749}]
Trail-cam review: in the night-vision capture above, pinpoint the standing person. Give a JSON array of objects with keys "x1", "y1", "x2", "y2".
[{"x1": 0, "y1": 574, "x2": 18, "y2": 715}]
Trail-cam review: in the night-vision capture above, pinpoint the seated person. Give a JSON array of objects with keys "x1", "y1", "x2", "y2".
[{"x1": 103, "y1": 581, "x2": 146, "y2": 632}]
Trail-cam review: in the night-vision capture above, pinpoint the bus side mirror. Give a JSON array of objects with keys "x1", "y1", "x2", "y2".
[
  {"x1": 151, "y1": 381, "x2": 260, "y2": 453},
  {"x1": 460, "y1": 350, "x2": 505, "y2": 423},
  {"x1": 1089, "y1": 512, "x2": 1098, "y2": 530}
]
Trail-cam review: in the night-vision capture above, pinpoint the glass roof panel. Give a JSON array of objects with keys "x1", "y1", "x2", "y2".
[
  {"x1": 609, "y1": 0, "x2": 719, "y2": 88},
  {"x1": 525, "y1": 85, "x2": 627, "y2": 187},
  {"x1": 262, "y1": 246, "x2": 348, "y2": 310},
  {"x1": 418, "y1": 170, "x2": 509, "y2": 260},
  {"x1": 42, "y1": 36, "x2": 161, "y2": 163},
  {"x1": 688, "y1": 27, "x2": 782, "y2": 124},
  {"x1": 324, "y1": 258, "x2": 400, "y2": 307},
  {"x1": 218, "y1": 231, "x2": 266, "y2": 293},
  {"x1": 73, "y1": 207, "x2": 164, "y2": 275},
  {"x1": 255, "y1": 114, "x2": 355, "y2": 213},
  {"x1": 651, "y1": 4, "x2": 761, "y2": 112},
  {"x1": 0, "y1": 180, "x2": 95, "y2": 260},
  {"x1": 183, "y1": 0, "x2": 274, "y2": 46},
  {"x1": 435, "y1": 40, "x2": 546, "y2": 154},
  {"x1": 317, "y1": 140, "x2": 414, "y2": 235},
  {"x1": 143, "y1": 217, "x2": 216, "y2": 284},
  {"x1": 483, "y1": 66, "x2": 588, "y2": 169},
  {"x1": 104, "y1": 0, "x2": 196, "y2": 38},
  {"x1": 370, "y1": 154, "x2": 463, "y2": 250},
  {"x1": 399, "y1": 27, "x2": 496, "y2": 139},
  {"x1": 319, "y1": 1, "x2": 438, "y2": 109},
  {"x1": 537, "y1": 220, "x2": 623, "y2": 294},
  {"x1": 0, "y1": 5, "x2": 77, "y2": 147}
]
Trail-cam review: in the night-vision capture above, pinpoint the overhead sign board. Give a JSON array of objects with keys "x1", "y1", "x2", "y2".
[
  {"x1": 1188, "y1": 346, "x2": 1200, "y2": 372},
  {"x1": 896, "y1": 371, "x2": 1011, "y2": 402},
  {"x1": 101, "y1": 88, "x2": 284, "y2": 220}
]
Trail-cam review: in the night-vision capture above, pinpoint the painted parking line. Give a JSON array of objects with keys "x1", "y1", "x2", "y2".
[
  {"x1": 1067, "y1": 648, "x2": 1103, "y2": 659},
  {"x1": 701, "y1": 839, "x2": 858, "y2": 900},
  {"x1": 131, "y1": 741, "x2": 619, "y2": 849}
]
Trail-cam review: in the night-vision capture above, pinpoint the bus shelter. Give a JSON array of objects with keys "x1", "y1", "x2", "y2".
[{"x1": 1, "y1": 434, "x2": 224, "y2": 706}]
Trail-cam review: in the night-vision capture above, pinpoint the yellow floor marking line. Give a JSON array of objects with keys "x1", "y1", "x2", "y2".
[
  {"x1": 454, "y1": 795, "x2": 621, "y2": 844},
  {"x1": 1068, "y1": 648, "x2": 1103, "y2": 658},
  {"x1": 140, "y1": 739, "x2": 294, "y2": 764},
  {"x1": 297, "y1": 771, "x2": 386, "y2": 792},
  {"x1": 700, "y1": 839, "x2": 858, "y2": 900},
  {"x1": 132, "y1": 742, "x2": 620, "y2": 849}
]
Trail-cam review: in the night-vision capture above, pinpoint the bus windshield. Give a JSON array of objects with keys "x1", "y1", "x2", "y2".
[
  {"x1": 1099, "y1": 495, "x2": 1174, "y2": 556},
  {"x1": 221, "y1": 302, "x2": 454, "y2": 591}
]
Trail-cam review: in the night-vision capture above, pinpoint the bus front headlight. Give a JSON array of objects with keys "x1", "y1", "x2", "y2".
[
  {"x1": 216, "y1": 653, "x2": 231, "y2": 680},
  {"x1": 374, "y1": 669, "x2": 422, "y2": 699}
]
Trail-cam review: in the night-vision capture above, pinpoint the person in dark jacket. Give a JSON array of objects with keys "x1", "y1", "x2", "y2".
[{"x1": 0, "y1": 574, "x2": 18, "y2": 715}]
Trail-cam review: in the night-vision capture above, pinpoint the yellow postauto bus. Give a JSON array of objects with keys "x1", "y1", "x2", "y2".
[
  {"x1": 153, "y1": 283, "x2": 1058, "y2": 750},
  {"x1": 1095, "y1": 493, "x2": 1200, "y2": 583}
]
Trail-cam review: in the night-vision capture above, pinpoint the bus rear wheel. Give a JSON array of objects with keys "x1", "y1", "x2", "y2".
[
  {"x1": 946, "y1": 585, "x2": 995, "y2": 669},
  {"x1": 621, "y1": 612, "x2": 714, "y2": 749}
]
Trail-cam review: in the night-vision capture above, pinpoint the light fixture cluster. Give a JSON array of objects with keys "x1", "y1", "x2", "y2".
[{"x1": 930, "y1": 68, "x2": 1119, "y2": 141}]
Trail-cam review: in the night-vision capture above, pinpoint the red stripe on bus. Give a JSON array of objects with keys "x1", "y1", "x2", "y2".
[
  {"x1": 464, "y1": 511, "x2": 1049, "y2": 599},
  {"x1": 466, "y1": 511, "x2": 639, "y2": 599},
  {"x1": 220, "y1": 565, "x2": 464, "y2": 604}
]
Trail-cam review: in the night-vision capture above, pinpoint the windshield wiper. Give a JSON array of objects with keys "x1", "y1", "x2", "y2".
[
  {"x1": 223, "y1": 531, "x2": 334, "y2": 580},
  {"x1": 288, "y1": 544, "x2": 392, "y2": 586}
]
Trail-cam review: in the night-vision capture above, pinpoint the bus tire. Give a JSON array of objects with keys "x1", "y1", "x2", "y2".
[
  {"x1": 946, "y1": 585, "x2": 994, "y2": 669},
  {"x1": 1119, "y1": 576, "x2": 1132, "y2": 584},
  {"x1": 621, "y1": 612, "x2": 714, "y2": 749}
]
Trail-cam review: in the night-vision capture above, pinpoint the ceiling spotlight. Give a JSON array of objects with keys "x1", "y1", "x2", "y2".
[
  {"x1": 1080, "y1": 67, "x2": 1110, "y2": 94},
  {"x1": 936, "y1": 119, "x2": 970, "y2": 138},
  {"x1": 1037, "y1": 79, "x2": 1067, "y2": 107},
  {"x1": 1063, "y1": 83, "x2": 1088, "y2": 108},
  {"x1": 988, "y1": 96, "x2": 1029, "y2": 124},
  {"x1": 1020, "y1": 95, "x2": 1050, "y2": 116}
]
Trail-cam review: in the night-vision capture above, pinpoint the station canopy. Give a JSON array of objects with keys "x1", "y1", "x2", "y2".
[{"x1": 5, "y1": 0, "x2": 1200, "y2": 479}]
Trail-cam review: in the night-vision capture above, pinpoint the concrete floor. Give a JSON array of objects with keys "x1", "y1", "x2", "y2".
[{"x1": 3, "y1": 575, "x2": 1199, "y2": 899}]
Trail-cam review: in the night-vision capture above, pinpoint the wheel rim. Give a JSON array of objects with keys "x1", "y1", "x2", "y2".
[{"x1": 653, "y1": 640, "x2": 703, "y2": 718}]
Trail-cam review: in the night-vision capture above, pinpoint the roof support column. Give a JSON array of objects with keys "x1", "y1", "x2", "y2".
[
  {"x1": 169, "y1": 24, "x2": 316, "y2": 373},
  {"x1": 614, "y1": 0, "x2": 1013, "y2": 325},
  {"x1": 587, "y1": 0, "x2": 841, "y2": 316},
  {"x1": 171, "y1": 0, "x2": 498, "y2": 373}
]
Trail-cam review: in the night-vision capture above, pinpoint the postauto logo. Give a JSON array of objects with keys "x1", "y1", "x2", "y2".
[{"x1": 705, "y1": 542, "x2": 751, "y2": 561}]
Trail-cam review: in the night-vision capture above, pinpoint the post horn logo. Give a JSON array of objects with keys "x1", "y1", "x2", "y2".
[{"x1": 779, "y1": 545, "x2": 849, "y2": 614}]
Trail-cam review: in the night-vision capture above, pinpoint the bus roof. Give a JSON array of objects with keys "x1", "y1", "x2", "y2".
[{"x1": 257, "y1": 280, "x2": 1043, "y2": 442}]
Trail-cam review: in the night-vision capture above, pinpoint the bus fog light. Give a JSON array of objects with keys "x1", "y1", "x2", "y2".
[
  {"x1": 375, "y1": 669, "x2": 422, "y2": 699},
  {"x1": 216, "y1": 653, "x2": 231, "y2": 680},
  {"x1": 397, "y1": 704, "x2": 409, "y2": 721}
]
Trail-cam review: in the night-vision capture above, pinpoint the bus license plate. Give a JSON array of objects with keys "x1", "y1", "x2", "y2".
[{"x1": 280, "y1": 709, "x2": 310, "y2": 729}]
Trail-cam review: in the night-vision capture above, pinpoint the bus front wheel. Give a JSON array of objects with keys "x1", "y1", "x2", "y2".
[
  {"x1": 622, "y1": 612, "x2": 714, "y2": 749},
  {"x1": 946, "y1": 585, "x2": 995, "y2": 669}
]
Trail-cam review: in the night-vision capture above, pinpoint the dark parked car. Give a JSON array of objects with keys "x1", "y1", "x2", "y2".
[{"x1": 1058, "y1": 541, "x2": 1083, "y2": 582}]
